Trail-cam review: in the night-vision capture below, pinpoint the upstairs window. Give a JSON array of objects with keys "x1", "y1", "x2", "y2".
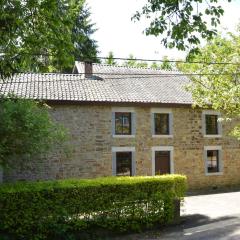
[
  {"x1": 203, "y1": 111, "x2": 222, "y2": 137},
  {"x1": 154, "y1": 113, "x2": 170, "y2": 135},
  {"x1": 151, "y1": 109, "x2": 173, "y2": 137},
  {"x1": 206, "y1": 114, "x2": 218, "y2": 135},
  {"x1": 115, "y1": 112, "x2": 132, "y2": 135}
]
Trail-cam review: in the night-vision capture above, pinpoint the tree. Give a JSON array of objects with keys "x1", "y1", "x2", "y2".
[
  {"x1": 151, "y1": 62, "x2": 161, "y2": 69},
  {"x1": 0, "y1": 0, "x2": 98, "y2": 77},
  {"x1": 136, "y1": 62, "x2": 148, "y2": 68},
  {"x1": 0, "y1": 97, "x2": 67, "y2": 169},
  {"x1": 178, "y1": 31, "x2": 240, "y2": 138},
  {"x1": 160, "y1": 56, "x2": 173, "y2": 70},
  {"x1": 123, "y1": 54, "x2": 148, "y2": 68},
  {"x1": 105, "y1": 51, "x2": 117, "y2": 65},
  {"x1": 124, "y1": 54, "x2": 138, "y2": 67},
  {"x1": 132, "y1": 0, "x2": 231, "y2": 54},
  {"x1": 70, "y1": 4, "x2": 98, "y2": 70}
]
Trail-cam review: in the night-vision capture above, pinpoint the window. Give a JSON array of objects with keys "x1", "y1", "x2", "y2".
[
  {"x1": 151, "y1": 146, "x2": 174, "y2": 176},
  {"x1": 112, "y1": 108, "x2": 135, "y2": 137},
  {"x1": 206, "y1": 115, "x2": 218, "y2": 135},
  {"x1": 207, "y1": 150, "x2": 219, "y2": 173},
  {"x1": 202, "y1": 111, "x2": 222, "y2": 137},
  {"x1": 115, "y1": 112, "x2": 132, "y2": 135},
  {"x1": 112, "y1": 147, "x2": 135, "y2": 176},
  {"x1": 154, "y1": 113, "x2": 169, "y2": 135},
  {"x1": 116, "y1": 152, "x2": 132, "y2": 176},
  {"x1": 204, "y1": 146, "x2": 223, "y2": 175},
  {"x1": 151, "y1": 109, "x2": 173, "y2": 137}
]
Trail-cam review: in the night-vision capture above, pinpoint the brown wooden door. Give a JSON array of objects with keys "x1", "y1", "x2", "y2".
[{"x1": 155, "y1": 151, "x2": 170, "y2": 175}]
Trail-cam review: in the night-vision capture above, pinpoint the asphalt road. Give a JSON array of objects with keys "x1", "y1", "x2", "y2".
[{"x1": 114, "y1": 191, "x2": 240, "y2": 240}]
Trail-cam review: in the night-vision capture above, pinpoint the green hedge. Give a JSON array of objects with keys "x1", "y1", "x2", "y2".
[{"x1": 0, "y1": 175, "x2": 186, "y2": 239}]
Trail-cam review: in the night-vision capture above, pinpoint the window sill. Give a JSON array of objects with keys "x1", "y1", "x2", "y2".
[
  {"x1": 204, "y1": 135, "x2": 222, "y2": 138},
  {"x1": 112, "y1": 135, "x2": 135, "y2": 138},
  {"x1": 205, "y1": 172, "x2": 223, "y2": 176},
  {"x1": 152, "y1": 135, "x2": 173, "y2": 138}
]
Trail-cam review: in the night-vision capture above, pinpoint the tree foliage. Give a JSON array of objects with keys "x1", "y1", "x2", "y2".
[
  {"x1": 133, "y1": 0, "x2": 231, "y2": 54},
  {"x1": 123, "y1": 54, "x2": 173, "y2": 70},
  {"x1": 0, "y1": 97, "x2": 67, "y2": 169},
  {"x1": 105, "y1": 51, "x2": 117, "y2": 65},
  {"x1": 178, "y1": 30, "x2": 240, "y2": 138},
  {"x1": 124, "y1": 54, "x2": 138, "y2": 67},
  {"x1": 0, "y1": 0, "x2": 98, "y2": 78},
  {"x1": 160, "y1": 56, "x2": 173, "y2": 70},
  {"x1": 70, "y1": 4, "x2": 98, "y2": 69},
  {"x1": 123, "y1": 54, "x2": 148, "y2": 68}
]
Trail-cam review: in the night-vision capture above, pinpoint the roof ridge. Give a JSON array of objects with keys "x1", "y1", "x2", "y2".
[{"x1": 15, "y1": 72, "x2": 82, "y2": 76}]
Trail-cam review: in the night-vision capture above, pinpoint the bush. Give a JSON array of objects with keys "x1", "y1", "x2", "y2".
[
  {"x1": 0, "y1": 175, "x2": 187, "y2": 239},
  {"x1": 0, "y1": 96, "x2": 67, "y2": 169}
]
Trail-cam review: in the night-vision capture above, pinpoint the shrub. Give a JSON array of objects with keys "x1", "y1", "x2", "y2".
[
  {"x1": 0, "y1": 175, "x2": 187, "y2": 239},
  {"x1": 0, "y1": 96, "x2": 67, "y2": 169}
]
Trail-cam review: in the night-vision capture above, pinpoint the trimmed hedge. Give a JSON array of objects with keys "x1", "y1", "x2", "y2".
[{"x1": 0, "y1": 175, "x2": 186, "y2": 239}]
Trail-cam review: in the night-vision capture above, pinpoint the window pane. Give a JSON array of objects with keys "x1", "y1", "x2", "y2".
[
  {"x1": 206, "y1": 115, "x2": 218, "y2": 135},
  {"x1": 154, "y1": 113, "x2": 169, "y2": 135},
  {"x1": 115, "y1": 112, "x2": 132, "y2": 135},
  {"x1": 116, "y1": 152, "x2": 132, "y2": 176},
  {"x1": 207, "y1": 150, "x2": 219, "y2": 173}
]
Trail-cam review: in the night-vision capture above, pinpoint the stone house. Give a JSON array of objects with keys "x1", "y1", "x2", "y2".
[{"x1": 1, "y1": 62, "x2": 240, "y2": 190}]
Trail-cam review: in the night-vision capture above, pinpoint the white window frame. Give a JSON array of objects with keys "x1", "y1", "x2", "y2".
[
  {"x1": 112, "y1": 107, "x2": 136, "y2": 138},
  {"x1": 112, "y1": 147, "x2": 136, "y2": 176},
  {"x1": 202, "y1": 110, "x2": 222, "y2": 138},
  {"x1": 151, "y1": 146, "x2": 174, "y2": 176},
  {"x1": 151, "y1": 108, "x2": 173, "y2": 138},
  {"x1": 204, "y1": 146, "x2": 223, "y2": 176}
]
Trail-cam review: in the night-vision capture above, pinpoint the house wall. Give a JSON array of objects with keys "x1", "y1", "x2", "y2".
[{"x1": 4, "y1": 104, "x2": 240, "y2": 190}]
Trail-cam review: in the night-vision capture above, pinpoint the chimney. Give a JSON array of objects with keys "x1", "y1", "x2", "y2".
[{"x1": 84, "y1": 61, "x2": 92, "y2": 78}]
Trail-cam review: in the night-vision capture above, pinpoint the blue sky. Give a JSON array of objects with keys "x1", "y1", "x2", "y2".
[{"x1": 87, "y1": 0, "x2": 240, "y2": 60}]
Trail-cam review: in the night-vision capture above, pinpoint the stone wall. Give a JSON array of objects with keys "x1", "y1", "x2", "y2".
[{"x1": 4, "y1": 104, "x2": 240, "y2": 190}]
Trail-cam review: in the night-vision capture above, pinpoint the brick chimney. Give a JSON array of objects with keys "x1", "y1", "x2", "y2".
[{"x1": 84, "y1": 61, "x2": 92, "y2": 78}]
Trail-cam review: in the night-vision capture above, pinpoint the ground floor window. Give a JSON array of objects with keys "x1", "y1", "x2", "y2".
[
  {"x1": 116, "y1": 152, "x2": 132, "y2": 176},
  {"x1": 152, "y1": 146, "x2": 174, "y2": 175},
  {"x1": 207, "y1": 150, "x2": 219, "y2": 173},
  {"x1": 112, "y1": 147, "x2": 135, "y2": 176},
  {"x1": 204, "y1": 146, "x2": 222, "y2": 175}
]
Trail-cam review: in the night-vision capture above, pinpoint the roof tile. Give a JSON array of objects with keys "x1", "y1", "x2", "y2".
[{"x1": 0, "y1": 63, "x2": 193, "y2": 104}]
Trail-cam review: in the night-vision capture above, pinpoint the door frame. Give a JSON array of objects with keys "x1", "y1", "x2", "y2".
[{"x1": 151, "y1": 146, "x2": 174, "y2": 176}]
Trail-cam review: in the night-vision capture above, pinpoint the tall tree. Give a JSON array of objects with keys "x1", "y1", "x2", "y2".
[
  {"x1": 178, "y1": 30, "x2": 240, "y2": 138},
  {"x1": 70, "y1": 4, "x2": 98, "y2": 69},
  {"x1": 132, "y1": 0, "x2": 231, "y2": 54},
  {"x1": 0, "y1": 0, "x2": 98, "y2": 78}
]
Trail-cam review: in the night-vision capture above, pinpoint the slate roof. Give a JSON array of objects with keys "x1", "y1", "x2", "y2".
[{"x1": 0, "y1": 62, "x2": 193, "y2": 105}]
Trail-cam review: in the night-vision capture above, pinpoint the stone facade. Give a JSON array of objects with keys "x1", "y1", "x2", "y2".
[{"x1": 4, "y1": 104, "x2": 240, "y2": 190}]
